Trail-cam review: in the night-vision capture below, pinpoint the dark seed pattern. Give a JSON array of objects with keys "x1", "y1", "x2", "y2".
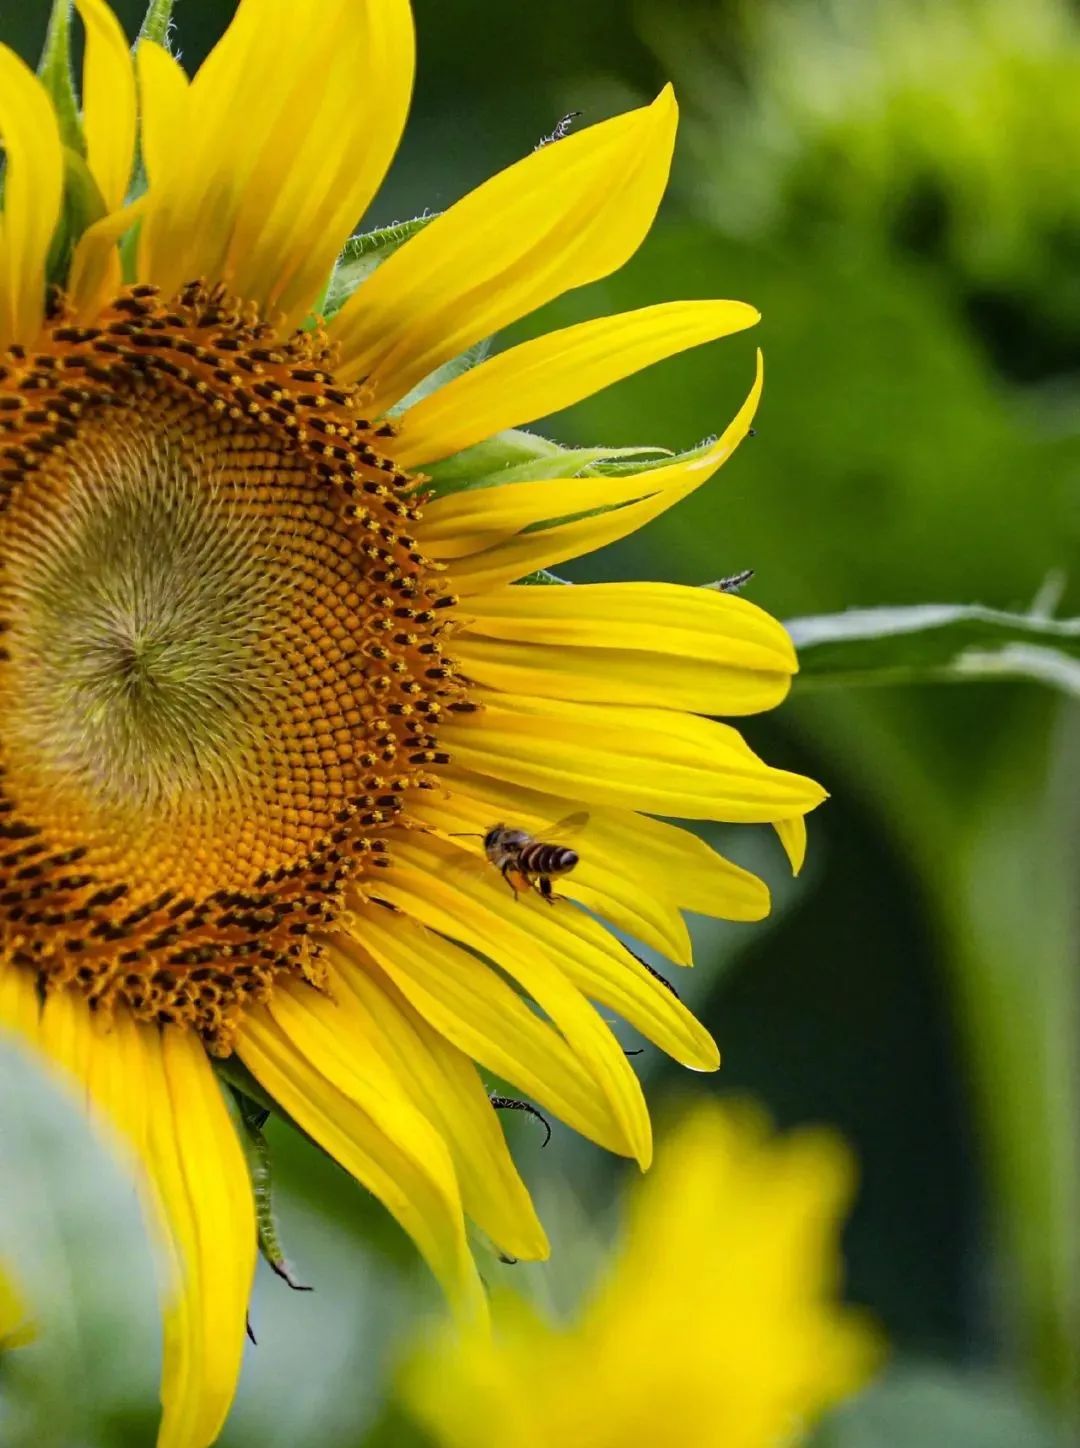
[{"x1": 0, "y1": 283, "x2": 467, "y2": 1053}]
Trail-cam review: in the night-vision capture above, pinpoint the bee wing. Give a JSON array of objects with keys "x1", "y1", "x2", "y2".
[
  {"x1": 430, "y1": 829, "x2": 492, "y2": 883},
  {"x1": 545, "y1": 810, "x2": 590, "y2": 843},
  {"x1": 439, "y1": 853, "x2": 493, "y2": 888}
]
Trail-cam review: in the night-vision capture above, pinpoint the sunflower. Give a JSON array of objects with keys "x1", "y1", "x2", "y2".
[
  {"x1": 0, "y1": 1, "x2": 824, "y2": 1444},
  {"x1": 401, "y1": 1102, "x2": 881, "y2": 1448}
]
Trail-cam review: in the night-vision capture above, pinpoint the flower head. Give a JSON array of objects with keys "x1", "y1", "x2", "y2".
[
  {"x1": 0, "y1": 1, "x2": 824, "y2": 1442},
  {"x1": 402, "y1": 1103, "x2": 882, "y2": 1448}
]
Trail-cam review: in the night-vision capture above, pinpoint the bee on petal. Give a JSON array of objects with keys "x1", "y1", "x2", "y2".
[{"x1": 454, "y1": 815, "x2": 588, "y2": 901}]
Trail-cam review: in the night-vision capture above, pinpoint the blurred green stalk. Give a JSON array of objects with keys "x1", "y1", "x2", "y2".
[
  {"x1": 944, "y1": 704, "x2": 1080, "y2": 1422},
  {"x1": 796, "y1": 692, "x2": 1080, "y2": 1428}
]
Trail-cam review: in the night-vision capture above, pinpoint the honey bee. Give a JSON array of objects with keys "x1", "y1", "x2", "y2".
[{"x1": 453, "y1": 815, "x2": 587, "y2": 901}]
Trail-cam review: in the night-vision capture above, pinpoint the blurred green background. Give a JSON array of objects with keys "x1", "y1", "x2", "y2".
[{"x1": 1, "y1": 0, "x2": 1078, "y2": 1444}]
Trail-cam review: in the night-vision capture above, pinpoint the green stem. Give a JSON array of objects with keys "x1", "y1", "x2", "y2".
[
  {"x1": 39, "y1": 0, "x2": 83, "y2": 154},
  {"x1": 137, "y1": 0, "x2": 176, "y2": 47},
  {"x1": 792, "y1": 691, "x2": 1080, "y2": 1424}
]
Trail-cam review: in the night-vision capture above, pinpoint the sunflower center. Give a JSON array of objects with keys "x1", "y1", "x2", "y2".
[
  {"x1": 0, "y1": 284, "x2": 463, "y2": 1051},
  {"x1": 8, "y1": 423, "x2": 292, "y2": 824}
]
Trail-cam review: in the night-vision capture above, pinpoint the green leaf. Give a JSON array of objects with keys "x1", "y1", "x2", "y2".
[
  {"x1": 38, "y1": 0, "x2": 83, "y2": 155},
  {"x1": 424, "y1": 429, "x2": 665, "y2": 499},
  {"x1": 811, "y1": 1363, "x2": 1064, "y2": 1448},
  {"x1": 786, "y1": 604, "x2": 1080, "y2": 695},
  {"x1": 138, "y1": 0, "x2": 175, "y2": 48},
  {"x1": 321, "y1": 215, "x2": 436, "y2": 321}
]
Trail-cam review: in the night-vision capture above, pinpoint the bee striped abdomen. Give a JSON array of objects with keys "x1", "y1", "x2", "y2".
[{"x1": 520, "y1": 843, "x2": 579, "y2": 878}]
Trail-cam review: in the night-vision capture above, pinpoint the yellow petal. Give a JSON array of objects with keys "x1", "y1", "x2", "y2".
[
  {"x1": 324, "y1": 950, "x2": 549, "y2": 1262},
  {"x1": 0, "y1": 47, "x2": 63, "y2": 347},
  {"x1": 371, "y1": 857, "x2": 653, "y2": 1168},
  {"x1": 414, "y1": 785, "x2": 696, "y2": 963},
  {"x1": 393, "y1": 298, "x2": 759, "y2": 467},
  {"x1": 0, "y1": 965, "x2": 41, "y2": 1046},
  {"x1": 7, "y1": 984, "x2": 254, "y2": 1448},
  {"x1": 330, "y1": 88, "x2": 679, "y2": 407},
  {"x1": 237, "y1": 1002, "x2": 486, "y2": 1319},
  {"x1": 268, "y1": 978, "x2": 492, "y2": 1270},
  {"x1": 347, "y1": 907, "x2": 632, "y2": 1156},
  {"x1": 455, "y1": 633, "x2": 787, "y2": 715},
  {"x1": 429, "y1": 850, "x2": 711, "y2": 1071},
  {"x1": 402, "y1": 1102, "x2": 882, "y2": 1448},
  {"x1": 395, "y1": 835, "x2": 717, "y2": 1073},
  {"x1": 138, "y1": 0, "x2": 413, "y2": 330},
  {"x1": 539, "y1": 910, "x2": 719, "y2": 1071},
  {"x1": 456, "y1": 581, "x2": 796, "y2": 716},
  {"x1": 137, "y1": 41, "x2": 190, "y2": 195},
  {"x1": 460, "y1": 580, "x2": 794, "y2": 662},
  {"x1": 442, "y1": 692, "x2": 826, "y2": 823},
  {"x1": 220, "y1": 0, "x2": 414, "y2": 331},
  {"x1": 146, "y1": 1026, "x2": 254, "y2": 1448},
  {"x1": 774, "y1": 815, "x2": 808, "y2": 875},
  {"x1": 75, "y1": 0, "x2": 136, "y2": 210},
  {"x1": 439, "y1": 767, "x2": 771, "y2": 925},
  {"x1": 84, "y1": 1005, "x2": 150, "y2": 1161},
  {"x1": 421, "y1": 469, "x2": 675, "y2": 561},
  {"x1": 440, "y1": 353, "x2": 762, "y2": 593},
  {"x1": 39, "y1": 985, "x2": 92, "y2": 1085},
  {"x1": 68, "y1": 195, "x2": 147, "y2": 320}
]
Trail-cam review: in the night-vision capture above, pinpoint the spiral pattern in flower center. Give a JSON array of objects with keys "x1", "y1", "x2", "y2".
[{"x1": 0, "y1": 284, "x2": 466, "y2": 1051}]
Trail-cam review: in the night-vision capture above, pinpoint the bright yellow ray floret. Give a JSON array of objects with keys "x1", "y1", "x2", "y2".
[{"x1": 401, "y1": 1103, "x2": 883, "y2": 1448}]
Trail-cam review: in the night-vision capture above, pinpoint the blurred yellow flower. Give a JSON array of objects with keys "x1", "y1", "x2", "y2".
[
  {"x1": 0, "y1": 1265, "x2": 32, "y2": 1352},
  {"x1": 403, "y1": 1103, "x2": 882, "y2": 1448},
  {"x1": 0, "y1": 0, "x2": 822, "y2": 1442}
]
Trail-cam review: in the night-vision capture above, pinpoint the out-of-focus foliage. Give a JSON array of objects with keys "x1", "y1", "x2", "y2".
[
  {"x1": 0, "y1": 1034, "x2": 160, "y2": 1447},
  {"x1": 0, "y1": 0, "x2": 1077, "y2": 1444},
  {"x1": 646, "y1": 0, "x2": 1080, "y2": 367},
  {"x1": 787, "y1": 603, "x2": 1080, "y2": 694},
  {"x1": 810, "y1": 1365, "x2": 1064, "y2": 1448}
]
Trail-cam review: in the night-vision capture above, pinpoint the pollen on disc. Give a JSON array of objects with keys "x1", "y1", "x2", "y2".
[{"x1": 0, "y1": 284, "x2": 467, "y2": 1052}]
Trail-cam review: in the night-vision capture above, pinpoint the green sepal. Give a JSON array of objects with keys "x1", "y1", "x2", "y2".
[
  {"x1": 424, "y1": 430, "x2": 666, "y2": 500},
  {"x1": 519, "y1": 569, "x2": 572, "y2": 586},
  {"x1": 45, "y1": 146, "x2": 108, "y2": 291},
  {"x1": 317, "y1": 215, "x2": 496, "y2": 409},
  {"x1": 388, "y1": 337, "x2": 490, "y2": 415},
  {"x1": 39, "y1": 0, "x2": 84, "y2": 156},
  {"x1": 127, "y1": 2, "x2": 175, "y2": 207},
  {"x1": 229, "y1": 1085, "x2": 312, "y2": 1293},
  {"x1": 510, "y1": 435, "x2": 723, "y2": 535},
  {"x1": 319, "y1": 214, "x2": 436, "y2": 322},
  {"x1": 587, "y1": 434, "x2": 718, "y2": 475},
  {"x1": 138, "y1": 0, "x2": 176, "y2": 49},
  {"x1": 214, "y1": 1053, "x2": 276, "y2": 1114},
  {"x1": 119, "y1": 215, "x2": 143, "y2": 284}
]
